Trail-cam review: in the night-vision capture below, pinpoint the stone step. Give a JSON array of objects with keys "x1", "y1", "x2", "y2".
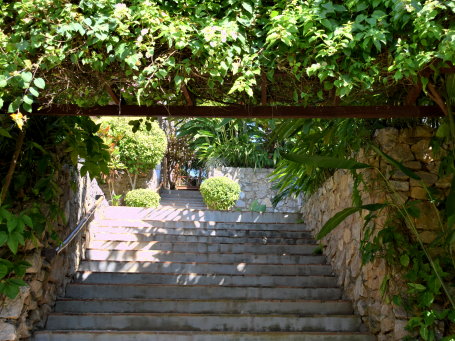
[
  {"x1": 64, "y1": 284, "x2": 342, "y2": 300},
  {"x1": 160, "y1": 195, "x2": 204, "y2": 200},
  {"x1": 87, "y1": 241, "x2": 318, "y2": 254},
  {"x1": 160, "y1": 196, "x2": 204, "y2": 201},
  {"x1": 96, "y1": 207, "x2": 301, "y2": 223},
  {"x1": 89, "y1": 225, "x2": 312, "y2": 238},
  {"x1": 78, "y1": 261, "x2": 333, "y2": 276},
  {"x1": 160, "y1": 197, "x2": 207, "y2": 203},
  {"x1": 93, "y1": 219, "x2": 309, "y2": 232},
  {"x1": 74, "y1": 272, "x2": 338, "y2": 287},
  {"x1": 159, "y1": 199, "x2": 205, "y2": 204},
  {"x1": 34, "y1": 331, "x2": 376, "y2": 341},
  {"x1": 90, "y1": 232, "x2": 314, "y2": 245},
  {"x1": 84, "y1": 250, "x2": 326, "y2": 264},
  {"x1": 159, "y1": 204, "x2": 207, "y2": 209},
  {"x1": 159, "y1": 200, "x2": 204, "y2": 203},
  {"x1": 54, "y1": 298, "x2": 354, "y2": 315},
  {"x1": 161, "y1": 190, "x2": 203, "y2": 198},
  {"x1": 45, "y1": 313, "x2": 362, "y2": 332}
]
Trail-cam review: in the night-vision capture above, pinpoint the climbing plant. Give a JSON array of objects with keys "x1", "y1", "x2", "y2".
[
  {"x1": 268, "y1": 76, "x2": 455, "y2": 339},
  {"x1": 1, "y1": 0, "x2": 454, "y2": 124},
  {"x1": 0, "y1": 115, "x2": 109, "y2": 299}
]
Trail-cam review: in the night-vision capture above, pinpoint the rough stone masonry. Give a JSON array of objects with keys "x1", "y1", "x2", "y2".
[{"x1": 301, "y1": 126, "x2": 452, "y2": 341}]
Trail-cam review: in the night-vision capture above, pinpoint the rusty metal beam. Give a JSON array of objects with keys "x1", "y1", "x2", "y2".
[{"x1": 30, "y1": 104, "x2": 444, "y2": 118}]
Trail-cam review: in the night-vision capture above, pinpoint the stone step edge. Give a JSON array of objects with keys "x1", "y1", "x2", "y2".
[
  {"x1": 84, "y1": 249, "x2": 323, "y2": 257},
  {"x1": 159, "y1": 200, "x2": 205, "y2": 203},
  {"x1": 79, "y1": 260, "x2": 330, "y2": 267},
  {"x1": 90, "y1": 233, "x2": 315, "y2": 241},
  {"x1": 35, "y1": 330, "x2": 372, "y2": 335},
  {"x1": 96, "y1": 207, "x2": 302, "y2": 222},
  {"x1": 87, "y1": 241, "x2": 318, "y2": 247},
  {"x1": 75, "y1": 271, "x2": 336, "y2": 278},
  {"x1": 33, "y1": 330, "x2": 375, "y2": 340},
  {"x1": 33, "y1": 330, "x2": 376, "y2": 341},
  {"x1": 90, "y1": 226, "x2": 310, "y2": 233},
  {"x1": 89, "y1": 232, "x2": 313, "y2": 238},
  {"x1": 47, "y1": 312, "x2": 359, "y2": 318},
  {"x1": 93, "y1": 219, "x2": 306, "y2": 226},
  {"x1": 66, "y1": 283, "x2": 340, "y2": 289},
  {"x1": 56, "y1": 298, "x2": 351, "y2": 303}
]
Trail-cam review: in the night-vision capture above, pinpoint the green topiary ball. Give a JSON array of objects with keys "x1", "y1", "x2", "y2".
[
  {"x1": 200, "y1": 176, "x2": 241, "y2": 210},
  {"x1": 125, "y1": 189, "x2": 160, "y2": 208}
]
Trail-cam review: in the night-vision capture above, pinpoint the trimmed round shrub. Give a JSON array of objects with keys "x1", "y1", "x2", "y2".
[
  {"x1": 200, "y1": 176, "x2": 241, "y2": 210},
  {"x1": 125, "y1": 189, "x2": 160, "y2": 208}
]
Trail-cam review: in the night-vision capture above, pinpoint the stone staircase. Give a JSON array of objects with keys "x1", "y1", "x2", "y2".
[
  {"x1": 159, "y1": 190, "x2": 207, "y2": 209},
  {"x1": 34, "y1": 205, "x2": 374, "y2": 341}
]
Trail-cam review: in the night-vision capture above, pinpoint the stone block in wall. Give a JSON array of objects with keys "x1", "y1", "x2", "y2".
[
  {"x1": 389, "y1": 180, "x2": 409, "y2": 192},
  {"x1": 399, "y1": 126, "x2": 433, "y2": 144},
  {"x1": 411, "y1": 139, "x2": 442, "y2": 163},
  {"x1": 436, "y1": 174, "x2": 453, "y2": 189},
  {"x1": 403, "y1": 161, "x2": 422, "y2": 170},
  {"x1": 375, "y1": 127, "x2": 399, "y2": 151},
  {"x1": 47, "y1": 254, "x2": 65, "y2": 283},
  {"x1": 16, "y1": 315, "x2": 31, "y2": 339},
  {"x1": 388, "y1": 144, "x2": 414, "y2": 163},
  {"x1": 426, "y1": 161, "x2": 441, "y2": 174},
  {"x1": 410, "y1": 186, "x2": 427, "y2": 200},
  {"x1": 391, "y1": 170, "x2": 409, "y2": 181},
  {"x1": 236, "y1": 200, "x2": 246, "y2": 208},
  {"x1": 29, "y1": 279, "x2": 43, "y2": 299},
  {"x1": 409, "y1": 171, "x2": 438, "y2": 187},
  {"x1": 354, "y1": 276, "x2": 365, "y2": 298},
  {"x1": 0, "y1": 321, "x2": 16, "y2": 341},
  {"x1": 367, "y1": 302, "x2": 383, "y2": 334},
  {"x1": 419, "y1": 231, "x2": 437, "y2": 244},
  {"x1": 25, "y1": 251, "x2": 42, "y2": 274},
  {"x1": 0, "y1": 287, "x2": 30, "y2": 319},
  {"x1": 394, "y1": 319, "x2": 409, "y2": 339},
  {"x1": 414, "y1": 202, "x2": 439, "y2": 230}
]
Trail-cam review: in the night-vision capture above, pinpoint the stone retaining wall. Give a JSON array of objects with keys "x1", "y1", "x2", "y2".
[
  {"x1": 301, "y1": 126, "x2": 451, "y2": 340},
  {"x1": 207, "y1": 167, "x2": 303, "y2": 213},
  {"x1": 0, "y1": 165, "x2": 105, "y2": 341},
  {"x1": 99, "y1": 165, "x2": 161, "y2": 204}
]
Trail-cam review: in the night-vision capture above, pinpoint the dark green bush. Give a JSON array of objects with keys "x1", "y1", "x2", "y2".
[
  {"x1": 124, "y1": 189, "x2": 160, "y2": 208},
  {"x1": 200, "y1": 177, "x2": 240, "y2": 210}
]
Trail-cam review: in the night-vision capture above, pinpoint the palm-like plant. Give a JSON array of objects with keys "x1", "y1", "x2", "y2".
[
  {"x1": 176, "y1": 118, "x2": 282, "y2": 169},
  {"x1": 270, "y1": 118, "x2": 373, "y2": 201}
]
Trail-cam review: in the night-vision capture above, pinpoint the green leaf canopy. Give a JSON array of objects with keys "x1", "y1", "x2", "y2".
[{"x1": 0, "y1": 0, "x2": 454, "y2": 113}]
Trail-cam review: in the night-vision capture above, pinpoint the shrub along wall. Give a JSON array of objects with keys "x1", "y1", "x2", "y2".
[
  {"x1": 0, "y1": 168, "x2": 105, "y2": 341},
  {"x1": 207, "y1": 167, "x2": 303, "y2": 213},
  {"x1": 301, "y1": 126, "x2": 452, "y2": 340}
]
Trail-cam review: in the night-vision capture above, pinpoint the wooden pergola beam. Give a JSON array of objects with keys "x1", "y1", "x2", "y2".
[{"x1": 30, "y1": 104, "x2": 444, "y2": 118}]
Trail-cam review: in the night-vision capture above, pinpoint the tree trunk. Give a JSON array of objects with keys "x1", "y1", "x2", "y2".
[
  {"x1": 126, "y1": 170, "x2": 135, "y2": 190},
  {"x1": 1, "y1": 130, "x2": 25, "y2": 205}
]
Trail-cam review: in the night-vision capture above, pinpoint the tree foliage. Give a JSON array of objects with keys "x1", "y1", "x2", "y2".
[
  {"x1": 98, "y1": 118, "x2": 167, "y2": 189},
  {"x1": 1, "y1": 0, "x2": 454, "y2": 119}
]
